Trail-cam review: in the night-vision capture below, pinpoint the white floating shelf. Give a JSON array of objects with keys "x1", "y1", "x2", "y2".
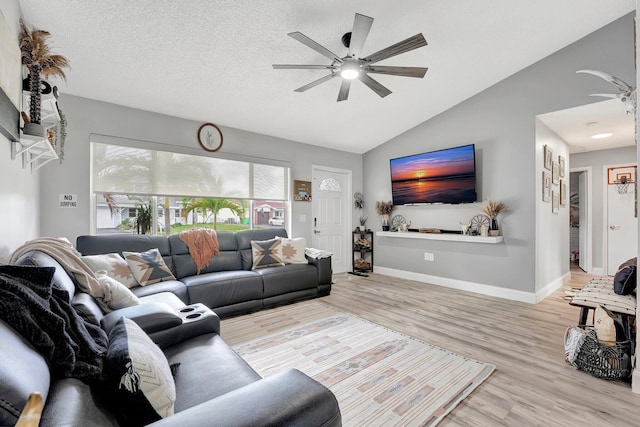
[
  {"x1": 12, "y1": 133, "x2": 58, "y2": 172},
  {"x1": 376, "y1": 231, "x2": 503, "y2": 244}
]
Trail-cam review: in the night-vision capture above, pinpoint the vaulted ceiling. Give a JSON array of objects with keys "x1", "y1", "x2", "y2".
[{"x1": 18, "y1": 1, "x2": 636, "y2": 154}]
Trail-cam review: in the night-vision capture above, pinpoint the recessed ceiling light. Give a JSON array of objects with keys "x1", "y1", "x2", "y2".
[{"x1": 591, "y1": 132, "x2": 613, "y2": 139}]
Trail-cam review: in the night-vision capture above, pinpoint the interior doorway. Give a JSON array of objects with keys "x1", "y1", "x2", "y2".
[
  {"x1": 604, "y1": 164, "x2": 637, "y2": 275},
  {"x1": 569, "y1": 167, "x2": 592, "y2": 273}
]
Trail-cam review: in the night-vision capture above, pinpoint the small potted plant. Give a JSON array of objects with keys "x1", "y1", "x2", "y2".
[
  {"x1": 481, "y1": 199, "x2": 507, "y2": 236},
  {"x1": 376, "y1": 201, "x2": 394, "y2": 231}
]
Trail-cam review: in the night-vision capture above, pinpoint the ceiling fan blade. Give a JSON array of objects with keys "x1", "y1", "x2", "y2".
[
  {"x1": 294, "y1": 73, "x2": 337, "y2": 92},
  {"x1": 273, "y1": 64, "x2": 336, "y2": 70},
  {"x1": 363, "y1": 33, "x2": 428, "y2": 64},
  {"x1": 337, "y1": 79, "x2": 351, "y2": 102},
  {"x1": 366, "y1": 65, "x2": 428, "y2": 78},
  {"x1": 288, "y1": 32, "x2": 343, "y2": 63},
  {"x1": 358, "y1": 74, "x2": 392, "y2": 98},
  {"x1": 347, "y1": 13, "x2": 374, "y2": 58}
]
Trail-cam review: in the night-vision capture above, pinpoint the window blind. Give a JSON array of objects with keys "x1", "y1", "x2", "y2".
[{"x1": 92, "y1": 141, "x2": 288, "y2": 201}]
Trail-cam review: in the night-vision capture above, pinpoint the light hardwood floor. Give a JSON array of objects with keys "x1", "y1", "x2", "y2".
[{"x1": 319, "y1": 264, "x2": 640, "y2": 426}]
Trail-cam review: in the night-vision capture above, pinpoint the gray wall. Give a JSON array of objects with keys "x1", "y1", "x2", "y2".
[
  {"x1": 0, "y1": 1, "x2": 40, "y2": 261},
  {"x1": 39, "y1": 95, "x2": 363, "y2": 244},
  {"x1": 571, "y1": 145, "x2": 637, "y2": 271},
  {"x1": 362, "y1": 13, "x2": 635, "y2": 294},
  {"x1": 535, "y1": 120, "x2": 570, "y2": 292}
]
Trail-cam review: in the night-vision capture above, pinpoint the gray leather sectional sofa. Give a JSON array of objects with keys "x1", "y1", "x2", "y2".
[
  {"x1": 0, "y1": 237, "x2": 341, "y2": 426},
  {"x1": 76, "y1": 228, "x2": 333, "y2": 318}
]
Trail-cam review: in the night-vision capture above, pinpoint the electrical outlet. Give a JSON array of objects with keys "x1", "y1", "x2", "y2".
[{"x1": 424, "y1": 252, "x2": 434, "y2": 261}]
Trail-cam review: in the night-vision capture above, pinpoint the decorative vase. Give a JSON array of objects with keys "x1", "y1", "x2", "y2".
[{"x1": 488, "y1": 218, "x2": 499, "y2": 236}]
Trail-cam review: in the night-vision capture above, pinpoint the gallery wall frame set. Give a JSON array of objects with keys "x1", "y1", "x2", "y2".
[{"x1": 542, "y1": 145, "x2": 566, "y2": 214}]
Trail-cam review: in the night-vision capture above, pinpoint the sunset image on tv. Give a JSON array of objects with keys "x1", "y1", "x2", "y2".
[{"x1": 390, "y1": 144, "x2": 477, "y2": 205}]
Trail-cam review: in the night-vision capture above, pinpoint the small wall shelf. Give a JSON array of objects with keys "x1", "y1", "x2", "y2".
[
  {"x1": 11, "y1": 133, "x2": 58, "y2": 171},
  {"x1": 376, "y1": 231, "x2": 503, "y2": 244}
]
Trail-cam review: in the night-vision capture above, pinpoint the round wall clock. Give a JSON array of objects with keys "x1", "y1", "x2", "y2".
[{"x1": 198, "y1": 123, "x2": 224, "y2": 152}]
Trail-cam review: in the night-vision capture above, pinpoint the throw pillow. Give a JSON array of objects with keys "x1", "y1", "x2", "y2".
[
  {"x1": 105, "y1": 317, "x2": 176, "y2": 425},
  {"x1": 593, "y1": 306, "x2": 616, "y2": 344},
  {"x1": 123, "y1": 249, "x2": 176, "y2": 286},
  {"x1": 613, "y1": 265, "x2": 636, "y2": 295},
  {"x1": 278, "y1": 237, "x2": 308, "y2": 264},
  {"x1": 251, "y1": 238, "x2": 285, "y2": 270},
  {"x1": 82, "y1": 253, "x2": 137, "y2": 288},
  {"x1": 94, "y1": 271, "x2": 141, "y2": 313}
]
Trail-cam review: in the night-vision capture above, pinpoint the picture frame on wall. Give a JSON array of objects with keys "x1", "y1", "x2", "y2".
[
  {"x1": 293, "y1": 180, "x2": 312, "y2": 201},
  {"x1": 552, "y1": 162, "x2": 559, "y2": 184},
  {"x1": 560, "y1": 179, "x2": 567, "y2": 206},
  {"x1": 558, "y1": 155, "x2": 565, "y2": 178},
  {"x1": 552, "y1": 191, "x2": 559, "y2": 213},
  {"x1": 542, "y1": 171, "x2": 551, "y2": 202},
  {"x1": 544, "y1": 145, "x2": 553, "y2": 170}
]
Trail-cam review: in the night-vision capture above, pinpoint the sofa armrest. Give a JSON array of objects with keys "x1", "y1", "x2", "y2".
[
  {"x1": 306, "y1": 255, "x2": 333, "y2": 285},
  {"x1": 151, "y1": 304, "x2": 221, "y2": 349},
  {"x1": 101, "y1": 303, "x2": 221, "y2": 348},
  {"x1": 101, "y1": 302, "x2": 182, "y2": 335},
  {"x1": 148, "y1": 369, "x2": 341, "y2": 427}
]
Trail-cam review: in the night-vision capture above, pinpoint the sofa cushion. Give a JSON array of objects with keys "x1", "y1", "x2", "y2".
[
  {"x1": 163, "y1": 333, "x2": 261, "y2": 412},
  {"x1": 13, "y1": 251, "x2": 78, "y2": 301},
  {"x1": 94, "y1": 271, "x2": 141, "y2": 312},
  {"x1": 82, "y1": 253, "x2": 137, "y2": 288},
  {"x1": 278, "y1": 237, "x2": 308, "y2": 264},
  {"x1": 124, "y1": 248, "x2": 177, "y2": 286},
  {"x1": 131, "y1": 280, "x2": 189, "y2": 304},
  {"x1": 182, "y1": 271, "x2": 263, "y2": 309},
  {"x1": 170, "y1": 232, "x2": 242, "y2": 278},
  {"x1": 105, "y1": 317, "x2": 176, "y2": 425},
  {"x1": 251, "y1": 238, "x2": 285, "y2": 270},
  {"x1": 236, "y1": 228, "x2": 288, "y2": 270},
  {"x1": 258, "y1": 264, "x2": 319, "y2": 298},
  {"x1": 76, "y1": 234, "x2": 175, "y2": 274}
]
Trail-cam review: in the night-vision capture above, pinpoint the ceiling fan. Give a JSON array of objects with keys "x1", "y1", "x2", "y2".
[{"x1": 273, "y1": 13, "x2": 428, "y2": 102}]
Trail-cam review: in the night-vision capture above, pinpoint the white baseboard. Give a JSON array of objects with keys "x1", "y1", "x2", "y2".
[
  {"x1": 373, "y1": 267, "x2": 567, "y2": 304},
  {"x1": 591, "y1": 267, "x2": 605, "y2": 276}
]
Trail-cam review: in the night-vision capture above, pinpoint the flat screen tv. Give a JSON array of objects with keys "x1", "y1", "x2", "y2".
[{"x1": 390, "y1": 144, "x2": 477, "y2": 205}]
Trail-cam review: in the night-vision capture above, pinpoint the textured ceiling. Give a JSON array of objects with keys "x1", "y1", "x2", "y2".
[{"x1": 18, "y1": 1, "x2": 635, "y2": 154}]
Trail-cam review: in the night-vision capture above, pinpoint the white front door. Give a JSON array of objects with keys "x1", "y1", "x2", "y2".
[
  {"x1": 312, "y1": 166, "x2": 351, "y2": 274},
  {"x1": 606, "y1": 166, "x2": 637, "y2": 275}
]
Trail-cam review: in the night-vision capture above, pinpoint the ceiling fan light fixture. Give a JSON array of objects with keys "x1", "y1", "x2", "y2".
[
  {"x1": 340, "y1": 61, "x2": 360, "y2": 80},
  {"x1": 340, "y1": 69, "x2": 360, "y2": 80}
]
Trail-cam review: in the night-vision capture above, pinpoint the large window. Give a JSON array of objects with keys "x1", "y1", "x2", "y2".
[{"x1": 91, "y1": 136, "x2": 290, "y2": 235}]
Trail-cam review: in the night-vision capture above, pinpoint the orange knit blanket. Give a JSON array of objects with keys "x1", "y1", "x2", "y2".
[{"x1": 178, "y1": 228, "x2": 220, "y2": 274}]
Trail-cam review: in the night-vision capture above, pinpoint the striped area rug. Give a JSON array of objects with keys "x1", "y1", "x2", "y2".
[{"x1": 221, "y1": 301, "x2": 495, "y2": 426}]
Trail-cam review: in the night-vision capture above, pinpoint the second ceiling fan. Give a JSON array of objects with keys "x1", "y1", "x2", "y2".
[{"x1": 273, "y1": 13, "x2": 428, "y2": 102}]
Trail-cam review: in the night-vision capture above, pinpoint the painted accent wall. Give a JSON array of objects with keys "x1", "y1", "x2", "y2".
[
  {"x1": 0, "y1": 0, "x2": 40, "y2": 261},
  {"x1": 362, "y1": 13, "x2": 635, "y2": 299},
  {"x1": 38, "y1": 95, "x2": 363, "y2": 245}
]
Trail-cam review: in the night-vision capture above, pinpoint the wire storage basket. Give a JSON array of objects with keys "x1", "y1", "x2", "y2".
[{"x1": 572, "y1": 325, "x2": 631, "y2": 380}]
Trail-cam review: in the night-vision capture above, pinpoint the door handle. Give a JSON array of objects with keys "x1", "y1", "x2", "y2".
[
  {"x1": 314, "y1": 230, "x2": 321, "y2": 234},
  {"x1": 610, "y1": 225, "x2": 621, "y2": 230}
]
